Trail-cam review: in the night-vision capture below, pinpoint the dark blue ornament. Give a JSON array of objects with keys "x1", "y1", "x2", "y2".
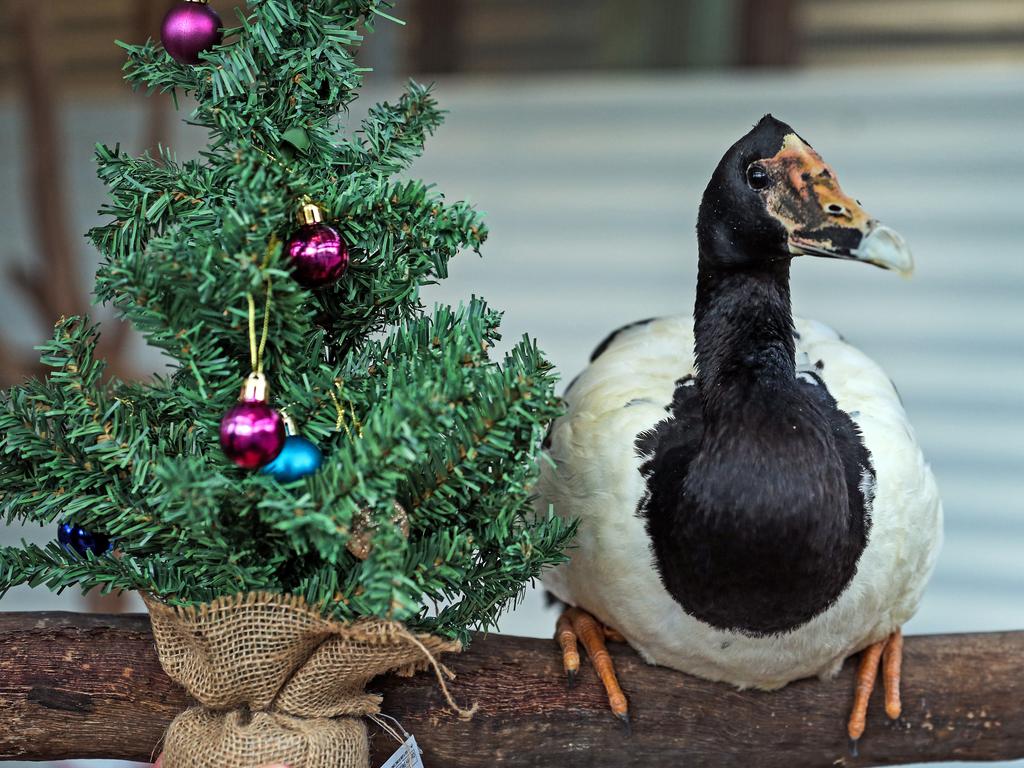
[
  {"x1": 261, "y1": 435, "x2": 323, "y2": 482},
  {"x1": 57, "y1": 522, "x2": 111, "y2": 557}
]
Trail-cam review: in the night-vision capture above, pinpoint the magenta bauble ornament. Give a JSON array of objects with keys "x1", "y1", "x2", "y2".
[
  {"x1": 286, "y1": 204, "x2": 350, "y2": 288},
  {"x1": 161, "y1": 0, "x2": 223, "y2": 65},
  {"x1": 220, "y1": 373, "x2": 286, "y2": 469}
]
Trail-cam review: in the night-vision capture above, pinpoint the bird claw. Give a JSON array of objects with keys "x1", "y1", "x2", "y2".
[
  {"x1": 616, "y1": 710, "x2": 632, "y2": 737},
  {"x1": 556, "y1": 607, "x2": 631, "y2": 730}
]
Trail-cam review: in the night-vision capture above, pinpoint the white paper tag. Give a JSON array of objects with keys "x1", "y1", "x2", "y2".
[{"x1": 379, "y1": 735, "x2": 424, "y2": 768}]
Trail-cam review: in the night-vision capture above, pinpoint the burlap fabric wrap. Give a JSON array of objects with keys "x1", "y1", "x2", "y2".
[{"x1": 144, "y1": 592, "x2": 462, "y2": 768}]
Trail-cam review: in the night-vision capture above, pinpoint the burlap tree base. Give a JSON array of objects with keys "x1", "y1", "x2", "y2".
[{"x1": 145, "y1": 593, "x2": 463, "y2": 768}]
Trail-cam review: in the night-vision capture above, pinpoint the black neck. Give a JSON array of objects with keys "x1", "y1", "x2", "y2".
[
  {"x1": 690, "y1": 254, "x2": 840, "y2": 501},
  {"x1": 689, "y1": 255, "x2": 832, "y2": 507},
  {"x1": 693, "y1": 259, "x2": 797, "y2": 417},
  {"x1": 635, "y1": 250, "x2": 871, "y2": 634}
]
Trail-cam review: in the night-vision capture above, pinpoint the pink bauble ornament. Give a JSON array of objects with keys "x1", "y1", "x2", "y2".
[
  {"x1": 286, "y1": 204, "x2": 350, "y2": 288},
  {"x1": 161, "y1": 0, "x2": 223, "y2": 65},
  {"x1": 220, "y1": 374, "x2": 285, "y2": 469}
]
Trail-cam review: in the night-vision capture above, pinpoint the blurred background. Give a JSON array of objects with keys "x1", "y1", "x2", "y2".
[{"x1": 0, "y1": 1, "x2": 1021, "y2": 766}]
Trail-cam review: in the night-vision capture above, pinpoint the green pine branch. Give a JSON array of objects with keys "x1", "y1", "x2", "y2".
[{"x1": 0, "y1": 0, "x2": 570, "y2": 639}]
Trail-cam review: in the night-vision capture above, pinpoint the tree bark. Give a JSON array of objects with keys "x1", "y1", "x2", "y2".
[{"x1": 0, "y1": 613, "x2": 1021, "y2": 766}]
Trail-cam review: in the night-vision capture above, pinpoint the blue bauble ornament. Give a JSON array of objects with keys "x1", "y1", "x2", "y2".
[
  {"x1": 57, "y1": 522, "x2": 111, "y2": 557},
  {"x1": 261, "y1": 435, "x2": 322, "y2": 482}
]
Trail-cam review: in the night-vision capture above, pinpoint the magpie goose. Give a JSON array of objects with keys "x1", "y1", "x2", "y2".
[{"x1": 538, "y1": 115, "x2": 942, "y2": 745}]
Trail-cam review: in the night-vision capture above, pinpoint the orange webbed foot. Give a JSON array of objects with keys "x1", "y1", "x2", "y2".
[
  {"x1": 556, "y1": 606, "x2": 630, "y2": 732},
  {"x1": 848, "y1": 628, "x2": 903, "y2": 754}
]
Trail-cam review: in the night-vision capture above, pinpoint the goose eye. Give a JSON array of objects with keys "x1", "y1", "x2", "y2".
[{"x1": 746, "y1": 163, "x2": 771, "y2": 190}]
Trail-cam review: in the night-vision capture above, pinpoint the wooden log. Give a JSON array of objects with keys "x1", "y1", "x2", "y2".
[{"x1": 0, "y1": 612, "x2": 1021, "y2": 767}]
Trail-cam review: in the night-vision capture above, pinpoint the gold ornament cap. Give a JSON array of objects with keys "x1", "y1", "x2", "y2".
[
  {"x1": 240, "y1": 372, "x2": 270, "y2": 403},
  {"x1": 297, "y1": 203, "x2": 324, "y2": 226},
  {"x1": 281, "y1": 412, "x2": 298, "y2": 436}
]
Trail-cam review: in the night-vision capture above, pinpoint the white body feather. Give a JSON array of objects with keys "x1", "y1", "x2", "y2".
[{"x1": 538, "y1": 315, "x2": 942, "y2": 690}]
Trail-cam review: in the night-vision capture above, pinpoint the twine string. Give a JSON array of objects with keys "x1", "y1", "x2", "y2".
[
  {"x1": 367, "y1": 714, "x2": 405, "y2": 747},
  {"x1": 397, "y1": 628, "x2": 478, "y2": 721},
  {"x1": 246, "y1": 282, "x2": 273, "y2": 374},
  {"x1": 368, "y1": 713, "x2": 420, "y2": 765}
]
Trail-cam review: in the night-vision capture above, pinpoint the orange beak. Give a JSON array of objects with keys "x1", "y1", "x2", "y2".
[{"x1": 762, "y1": 134, "x2": 914, "y2": 276}]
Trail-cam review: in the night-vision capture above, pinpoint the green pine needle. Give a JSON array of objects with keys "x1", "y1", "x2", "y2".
[{"x1": 0, "y1": 0, "x2": 570, "y2": 642}]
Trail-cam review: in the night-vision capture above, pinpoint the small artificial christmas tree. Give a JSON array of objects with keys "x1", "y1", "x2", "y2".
[{"x1": 0, "y1": 2, "x2": 571, "y2": 765}]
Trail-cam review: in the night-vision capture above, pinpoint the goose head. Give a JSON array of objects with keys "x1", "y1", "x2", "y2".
[{"x1": 697, "y1": 114, "x2": 913, "y2": 276}]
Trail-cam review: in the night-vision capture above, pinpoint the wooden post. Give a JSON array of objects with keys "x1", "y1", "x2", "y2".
[
  {"x1": 408, "y1": 0, "x2": 464, "y2": 74},
  {"x1": 2, "y1": 0, "x2": 140, "y2": 387},
  {"x1": 134, "y1": 0, "x2": 176, "y2": 155},
  {"x1": 0, "y1": 612, "x2": 1022, "y2": 766},
  {"x1": 739, "y1": 0, "x2": 800, "y2": 67},
  {"x1": 8, "y1": 0, "x2": 87, "y2": 324}
]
